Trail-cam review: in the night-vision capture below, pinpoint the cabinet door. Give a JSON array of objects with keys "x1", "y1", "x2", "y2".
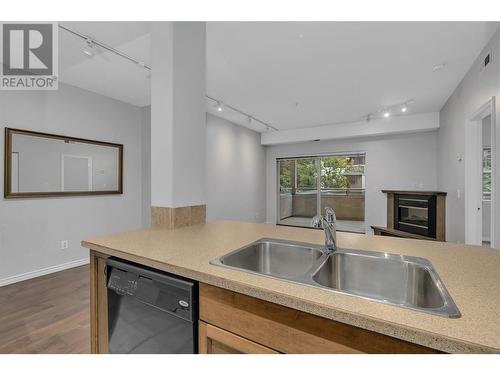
[{"x1": 198, "y1": 322, "x2": 278, "y2": 354}]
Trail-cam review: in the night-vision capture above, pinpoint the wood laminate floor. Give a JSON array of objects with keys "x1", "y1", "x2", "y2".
[{"x1": 0, "y1": 265, "x2": 91, "y2": 354}]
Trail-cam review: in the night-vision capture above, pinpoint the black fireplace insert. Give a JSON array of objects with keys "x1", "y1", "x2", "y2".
[{"x1": 394, "y1": 194, "x2": 437, "y2": 238}]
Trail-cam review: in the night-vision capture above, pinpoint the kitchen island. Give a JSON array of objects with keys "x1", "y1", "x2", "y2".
[{"x1": 82, "y1": 221, "x2": 500, "y2": 354}]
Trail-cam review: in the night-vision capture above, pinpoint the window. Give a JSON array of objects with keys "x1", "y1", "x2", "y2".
[
  {"x1": 483, "y1": 147, "x2": 492, "y2": 201},
  {"x1": 296, "y1": 158, "x2": 317, "y2": 194},
  {"x1": 278, "y1": 153, "x2": 366, "y2": 233}
]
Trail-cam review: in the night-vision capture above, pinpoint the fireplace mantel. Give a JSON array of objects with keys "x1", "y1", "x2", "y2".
[{"x1": 372, "y1": 190, "x2": 446, "y2": 241}]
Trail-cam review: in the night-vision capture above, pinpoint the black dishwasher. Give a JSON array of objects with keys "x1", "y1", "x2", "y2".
[{"x1": 106, "y1": 258, "x2": 198, "y2": 354}]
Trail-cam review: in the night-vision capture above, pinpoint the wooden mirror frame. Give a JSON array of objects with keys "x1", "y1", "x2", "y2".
[{"x1": 4, "y1": 127, "x2": 123, "y2": 198}]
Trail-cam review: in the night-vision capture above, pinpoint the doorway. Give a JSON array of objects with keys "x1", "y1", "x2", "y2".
[
  {"x1": 465, "y1": 97, "x2": 497, "y2": 248},
  {"x1": 61, "y1": 154, "x2": 93, "y2": 192}
]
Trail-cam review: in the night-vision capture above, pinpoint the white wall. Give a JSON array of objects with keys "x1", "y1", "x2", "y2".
[
  {"x1": 0, "y1": 83, "x2": 145, "y2": 285},
  {"x1": 206, "y1": 114, "x2": 266, "y2": 223},
  {"x1": 266, "y1": 132, "x2": 438, "y2": 232},
  {"x1": 438, "y1": 26, "x2": 500, "y2": 244}
]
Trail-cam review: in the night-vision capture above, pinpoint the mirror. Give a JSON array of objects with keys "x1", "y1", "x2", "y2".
[{"x1": 4, "y1": 128, "x2": 123, "y2": 198}]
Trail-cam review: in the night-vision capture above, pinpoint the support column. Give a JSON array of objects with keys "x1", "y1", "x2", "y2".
[{"x1": 150, "y1": 22, "x2": 206, "y2": 229}]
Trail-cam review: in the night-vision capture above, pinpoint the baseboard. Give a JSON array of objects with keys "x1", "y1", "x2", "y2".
[{"x1": 0, "y1": 258, "x2": 89, "y2": 287}]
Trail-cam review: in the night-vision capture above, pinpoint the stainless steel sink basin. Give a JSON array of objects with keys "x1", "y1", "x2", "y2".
[
  {"x1": 312, "y1": 250, "x2": 452, "y2": 312},
  {"x1": 210, "y1": 238, "x2": 460, "y2": 318},
  {"x1": 212, "y1": 239, "x2": 324, "y2": 278}
]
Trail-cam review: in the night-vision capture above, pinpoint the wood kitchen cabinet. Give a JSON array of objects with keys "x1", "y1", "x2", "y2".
[
  {"x1": 199, "y1": 322, "x2": 278, "y2": 354},
  {"x1": 89, "y1": 250, "x2": 109, "y2": 354},
  {"x1": 199, "y1": 283, "x2": 439, "y2": 354}
]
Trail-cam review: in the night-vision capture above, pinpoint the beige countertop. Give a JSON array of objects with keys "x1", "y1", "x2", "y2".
[{"x1": 82, "y1": 221, "x2": 500, "y2": 353}]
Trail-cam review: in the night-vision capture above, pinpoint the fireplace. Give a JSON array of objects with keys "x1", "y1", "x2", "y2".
[
  {"x1": 371, "y1": 190, "x2": 446, "y2": 241},
  {"x1": 394, "y1": 194, "x2": 436, "y2": 238}
]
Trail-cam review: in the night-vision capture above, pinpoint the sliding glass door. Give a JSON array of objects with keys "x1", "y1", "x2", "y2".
[
  {"x1": 278, "y1": 153, "x2": 365, "y2": 233},
  {"x1": 279, "y1": 158, "x2": 319, "y2": 227}
]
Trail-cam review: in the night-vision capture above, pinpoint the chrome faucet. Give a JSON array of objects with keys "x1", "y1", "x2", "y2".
[{"x1": 311, "y1": 207, "x2": 337, "y2": 252}]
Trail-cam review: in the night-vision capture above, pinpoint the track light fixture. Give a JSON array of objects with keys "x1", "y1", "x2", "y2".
[
  {"x1": 60, "y1": 25, "x2": 151, "y2": 70},
  {"x1": 366, "y1": 99, "x2": 413, "y2": 121},
  {"x1": 206, "y1": 95, "x2": 279, "y2": 131},
  {"x1": 82, "y1": 38, "x2": 95, "y2": 57}
]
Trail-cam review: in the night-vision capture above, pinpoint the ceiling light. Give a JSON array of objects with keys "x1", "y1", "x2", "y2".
[
  {"x1": 401, "y1": 106, "x2": 408, "y2": 113},
  {"x1": 432, "y1": 63, "x2": 446, "y2": 72},
  {"x1": 82, "y1": 38, "x2": 95, "y2": 57},
  {"x1": 383, "y1": 112, "x2": 390, "y2": 118}
]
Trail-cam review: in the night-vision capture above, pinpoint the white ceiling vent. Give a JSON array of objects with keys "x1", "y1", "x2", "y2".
[{"x1": 481, "y1": 50, "x2": 492, "y2": 72}]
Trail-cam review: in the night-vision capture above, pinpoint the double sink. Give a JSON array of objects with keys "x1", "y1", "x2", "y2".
[{"x1": 210, "y1": 238, "x2": 460, "y2": 317}]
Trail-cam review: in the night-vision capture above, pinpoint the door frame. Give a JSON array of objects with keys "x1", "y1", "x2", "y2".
[
  {"x1": 61, "y1": 154, "x2": 93, "y2": 192},
  {"x1": 11, "y1": 152, "x2": 19, "y2": 193},
  {"x1": 465, "y1": 97, "x2": 496, "y2": 247}
]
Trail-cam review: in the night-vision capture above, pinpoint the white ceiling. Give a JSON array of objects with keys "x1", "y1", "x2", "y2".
[
  {"x1": 56, "y1": 21, "x2": 499, "y2": 129},
  {"x1": 59, "y1": 22, "x2": 151, "y2": 107},
  {"x1": 207, "y1": 22, "x2": 499, "y2": 131}
]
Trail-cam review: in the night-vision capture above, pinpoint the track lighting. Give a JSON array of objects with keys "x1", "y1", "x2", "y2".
[
  {"x1": 215, "y1": 102, "x2": 224, "y2": 112},
  {"x1": 401, "y1": 106, "x2": 408, "y2": 113},
  {"x1": 60, "y1": 25, "x2": 151, "y2": 70},
  {"x1": 383, "y1": 111, "x2": 390, "y2": 118},
  {"x1": 206, "y1": 95, "x2": 279, "y2": 131},
  {"x1": 82, "y1": 38, "x2": 95, "y2": 57}
]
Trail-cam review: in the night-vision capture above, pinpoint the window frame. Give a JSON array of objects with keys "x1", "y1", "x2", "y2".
[{"x1": 276, "y1": 152, "x2": 366, "y2": 232}]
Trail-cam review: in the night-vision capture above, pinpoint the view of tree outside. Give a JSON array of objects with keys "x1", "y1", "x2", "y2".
[
  {"x1": 321, "y1": 157, "x2": 349, "y2": 189},
  {"x1": 279, "y1": 155, "x2": 365, "y2": 194},
  {"x1": 483, "y1": 148, "x2": 491, "y2": 200},
  {"x1": 296, "y1": 159, "x2": 317, "y2": 192},
  {"x1": 279, "y1": 159, "x2": 292, "y2": 193}
]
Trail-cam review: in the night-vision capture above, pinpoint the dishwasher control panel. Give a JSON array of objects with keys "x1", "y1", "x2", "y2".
[{"x1": 108, "y1": 268, "x2": 138, "y2": 296}]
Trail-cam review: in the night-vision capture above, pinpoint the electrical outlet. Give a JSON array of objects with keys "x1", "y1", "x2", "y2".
[{"x1": 61, "y1": 240, "x2": 69, "y2": 250}]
